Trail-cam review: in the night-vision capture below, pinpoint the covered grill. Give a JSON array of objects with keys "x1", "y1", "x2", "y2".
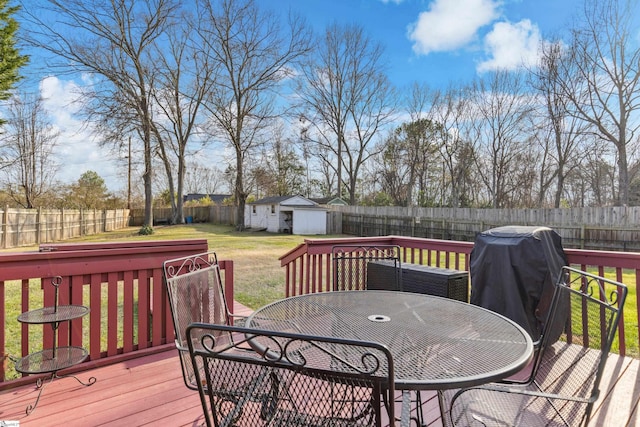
[{"x1": 469, "y1": 225, "x2": 568, "y2": 342}]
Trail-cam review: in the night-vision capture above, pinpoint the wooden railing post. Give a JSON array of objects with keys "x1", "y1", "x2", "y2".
[{"x1": 219, "y1": 259, "x2": 235, "y2": 316}]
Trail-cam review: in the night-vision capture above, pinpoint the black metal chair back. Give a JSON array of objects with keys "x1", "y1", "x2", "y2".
[
  {"x1": 439, "y1": 266, "x2": 628, "y2": 426},
  {"x1": 187, "y1": 323, "x2": 396, "y2": 427},
  {"x1": 332, "y1": 244, "x2": 402, "y2": 291},
  {"x1": 163, "y1": 251, "x2": 244, "y2": 390}
]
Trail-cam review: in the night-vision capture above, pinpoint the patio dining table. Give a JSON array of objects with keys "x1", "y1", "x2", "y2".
[{"x1": 246, "y1": 290, "x2": 534, "y2": 425}]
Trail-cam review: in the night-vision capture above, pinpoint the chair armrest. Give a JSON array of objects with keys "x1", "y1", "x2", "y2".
[
  {"x1": 442, "y1": 383, "x2": 595, "y2": 427},
  {"x1": 229, "y1": 312, "x2": 248, "y2": 327},
  {"x1": 450, "y1": 383, "x2": 593, "y2": 410}
]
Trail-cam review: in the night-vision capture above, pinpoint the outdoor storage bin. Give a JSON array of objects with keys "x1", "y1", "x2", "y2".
[
  {"x1": 469, "y1": 225, "x2": 567, "y2": 342},
  {"x1": 367, "y1": 261, "x2": 469, "y2": 302}
]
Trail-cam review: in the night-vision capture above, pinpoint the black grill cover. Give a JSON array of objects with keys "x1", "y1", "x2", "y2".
[{"x1": 470, "y1": 225, "x2": 567, "y2": 342}]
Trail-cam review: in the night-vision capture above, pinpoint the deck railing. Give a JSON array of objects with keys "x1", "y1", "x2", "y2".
[
  {"x1": 2, "y1": 234, "x2": 638, "y2": 390},
  {"x1": 279, "y1": 235, "x2": 640, "y2": 358},
  {"x1": 0, "y1": 239, "x2": 236, "y2": 390}
]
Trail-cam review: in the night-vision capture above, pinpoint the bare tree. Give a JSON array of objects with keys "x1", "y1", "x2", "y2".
[
  {"x1": 0, "y1": 93, "x2": 59, "y2": 207},
  {"x1": 469, "y1": 70, "x2": 534, "y2": 208},
  {"x1": 303, "y1": 143, "x2": 336, "y2": 198},
  {"x1": 197, "y1": 0, "x2": 311, "y2": 229},
  {"x1": 557, "y1": 0, "x2": 640, "y2": 205},
  {"x1": 564, "y1": 139, "x2": 616, "y2": 206},
  {"x1": 150, "y1": 13, "x2": 217, "y2": 224},
  {"x1": 23, "y1": 0, "x2": 179, "y2": 227},
  {"x1": 183, "y1": 162, "x2": 226, "y2": 195},
  {"x1": 299, "y1": 23, "x2": 397, "y2": 204},
  {"x1": 427, "y1": 85, "x2": 477, "y2": 207},
  {"x1": 527, "y1": 41, "x2": 592, "y2": 207}
]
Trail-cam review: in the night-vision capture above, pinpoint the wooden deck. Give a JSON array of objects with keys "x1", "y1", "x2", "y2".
[
  {"x1": 2, "y1": 351, "x2": 639, "y2": 426},
  {"x1": 0, "y1": 346, "x2": 441, "y2": 426},
  {"x1": 1, "y1": 302, "x2": 639, "y2": 426}
]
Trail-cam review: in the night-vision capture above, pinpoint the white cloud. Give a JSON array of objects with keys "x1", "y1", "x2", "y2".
[
  {"x1": 38, "y1": 76, "x2": 123, "y2": 190},
  {"x1": 40, "y1": 76, "x2": 83, "y2": 125},
  {"x1": 477, "y1": 19, "x2": 542, "y2": 72},
  {"x1": 408, "y1": 0, "x2": 501, "y2": 55}
]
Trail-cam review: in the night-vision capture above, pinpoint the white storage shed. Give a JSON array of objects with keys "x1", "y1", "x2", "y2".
[{"x1": 245, "y1": 195, "x2": 328, "y2": 235}]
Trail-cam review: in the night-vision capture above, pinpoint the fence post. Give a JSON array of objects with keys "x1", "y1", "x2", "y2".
[
  {"x1": 2, "y1": 205, "x2": 7, "y2": 249},
  {"x1": 36, "y1": 208, "x2": 42, "y2": 245},
  {"x1": 61, "y1": 208, "x2": 65, "y2": 240}
]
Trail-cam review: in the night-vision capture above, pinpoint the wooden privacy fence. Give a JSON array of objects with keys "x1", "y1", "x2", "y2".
[
  {"x1": 129, "y1": 205, "x2": 237, "y2": 226},
  {"x1": 332, "y1": 205, "x2": 640, "y2": 251},
  {"x1": 1, "y1": 208, "x2": 130, "y2": 249},
  {"x1": 332, "y1": 205, "x2": 640, "y2": 226}
]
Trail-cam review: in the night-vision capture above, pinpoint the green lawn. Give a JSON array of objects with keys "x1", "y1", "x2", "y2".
[
  {"x1": 2, "y1": 224, "x2": 334, "y2": 380},
  {"x1": 31, "y1": 223, "x2": 337, "y2": 310}
]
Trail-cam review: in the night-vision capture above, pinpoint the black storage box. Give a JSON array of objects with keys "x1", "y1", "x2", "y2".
[{"x1": 367, "y1": 261, "x2": 469, "y2": 302}]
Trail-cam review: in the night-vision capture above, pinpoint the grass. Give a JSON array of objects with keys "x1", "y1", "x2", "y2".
[
  {"x1": 594, "y1": 268, "x2": 638, "y2": 358},
  {"x1": 29, "y1": 223, "x2": 338, "y2": 310},
  {"x1": 2, "y1": 224, "x2": 330, "y2": 381}
]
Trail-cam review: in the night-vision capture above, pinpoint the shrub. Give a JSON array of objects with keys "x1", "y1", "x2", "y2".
[{"x1": 138, "y1": 225, "x2": 154, "y2": 235}]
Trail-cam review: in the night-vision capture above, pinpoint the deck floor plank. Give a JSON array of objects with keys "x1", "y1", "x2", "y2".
[
  {"x1": 0, "y1": 302, "x2": 637, "y2": 426},
  {"x1": 1, "y1": 347, "x2": 638, "y2": 427},
  {"x1": 590, "y1": 355, "x2": 640, "y2": 427}
]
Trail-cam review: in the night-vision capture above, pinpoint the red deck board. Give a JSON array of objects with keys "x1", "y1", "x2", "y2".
[
  {"x1": 1, "y1": 347, "x2": 638, "y2": 427},
  {"x1": 0, "y1": 300, "x2": 637, "y2": 427}
]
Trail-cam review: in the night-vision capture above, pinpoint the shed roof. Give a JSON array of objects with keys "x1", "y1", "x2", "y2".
[
  {"x1": 250, "y1": 195, "x2": 318, "y2": 206},
  {"x1": 311, "y1": 196, "x2": 349, "y2": 206}
]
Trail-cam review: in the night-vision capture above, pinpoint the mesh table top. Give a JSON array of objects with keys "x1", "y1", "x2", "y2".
[
  {"x1": 15, "y1": 346, "x2": 89, "y2": 374},
  {"x1": 247, "y1": 290, "x2": 533, "y2": 390},
  {"x1": 17, "y1": 305, "x2": 90, "y2": 324}
]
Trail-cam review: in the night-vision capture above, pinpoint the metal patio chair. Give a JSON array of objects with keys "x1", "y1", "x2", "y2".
[
  {"x1": 438, "y1": 266, "x2": 628, "y2": 427},
  {"x1": 187, "y1": 322, "x2": 396, "y2": 427},
  {"x1": 332, "y1": 244, "x2": 402, "y2": 291},
  {"x1": 163, "y1": 251, "x2": 247, "y2": 390}
]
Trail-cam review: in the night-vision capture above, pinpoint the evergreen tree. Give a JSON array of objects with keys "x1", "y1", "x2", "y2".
[
  {"x1": 66, "y1": 170, "x2": 111, "y2": 209},
  {"x1": 0, "y1": 0, "x2": 28, "y2": 108}
]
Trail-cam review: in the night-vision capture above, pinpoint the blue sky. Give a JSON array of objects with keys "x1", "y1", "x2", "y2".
[
  {"x1": 278, "y1": 0, "x2": 581, "y2": 89},
  {"x1": 19, "y1": 0, "x2": 584, "y2": 191}
]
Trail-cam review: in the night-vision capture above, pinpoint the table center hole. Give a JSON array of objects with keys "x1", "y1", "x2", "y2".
[{"x1": 368, "y1": 314, "x2": 391, "y2": 322}]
